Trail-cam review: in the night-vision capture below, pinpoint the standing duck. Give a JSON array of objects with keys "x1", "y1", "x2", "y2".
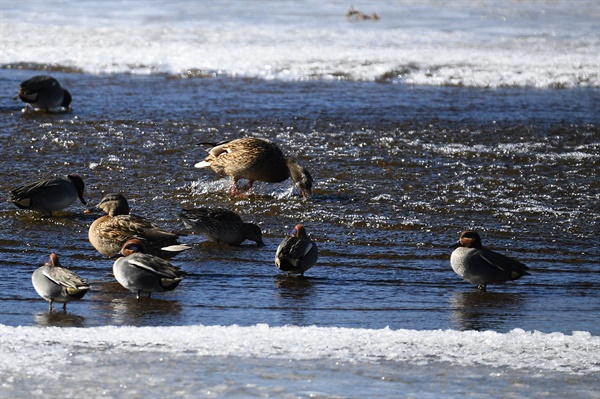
[
  {"x1": 113, "y1": 239, "x2": 186, "y2": 299},
  {"x1": 16, "y1": 75, "x2": 72, "y2": 112},
  {"x1": 180, "y1": 207, "x2": 264, "y2": 246},
  {"x1": 88, "y1": 193, "x2": 190, "y2": 259},
  {"x1": 32, "y1": 253, "x2": 90, "y2": 311},
  {"x1": 449, "y1": 230, "x2": 531, "y2": 291},
  {"x1": 275, "y1": 224, "x2": 319, "y2": 276},
  {"x1": 195, "y1": 138, "x2": 313, "y2": 198},
  {"x1": 10, "y1": 174, "x2": 87, "y2": 215}
]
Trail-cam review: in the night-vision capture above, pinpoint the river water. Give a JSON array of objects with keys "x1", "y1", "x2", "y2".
[{"x1": 0, "y1": 1, "x2": 599, "y2": 398}]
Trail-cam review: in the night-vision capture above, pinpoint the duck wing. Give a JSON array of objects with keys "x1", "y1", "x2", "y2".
[
  {"x1": 109, "y1": 215, "x2": 177, "y2": 241},
  {"x1": 43, "y1": 267, "x2": 89, "y2": 289},
  {"x1": 127, "y1": 253, "x2": 184, "y2": 279},
  {"x1": 276, "y1": 237, "x2": 315, "y2": 266},
  {"x1": 10, "y1": 178, "x2": 63, "y2": 200},
  {"x1": 478, "y1": 248, "x2": 530, "y2": 277}
]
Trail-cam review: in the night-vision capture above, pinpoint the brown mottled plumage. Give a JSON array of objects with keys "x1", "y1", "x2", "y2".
[
  {"x1": 88, "y1": 193, "x2": 190, "y2": 259},
  {"x1": 195, "y1": 138, "x2": 313, "y2": 197}
]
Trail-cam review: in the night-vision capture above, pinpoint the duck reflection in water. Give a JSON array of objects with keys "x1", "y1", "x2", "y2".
[
  {"x1": 449, "y1": 290, "x2": 526, "y2": 331},
  {"x1": 274, "y1": 275, "x2": 316, "y2": 326},
  {"x1": 34, "y1": 311, "x2": 85, "y2": 327},
  {"x1": 84, "y1": 280, "x2": 184, "y2": 326},
  {"x1": 108, "y1": 297, "x2": 184, "y2": 326}
]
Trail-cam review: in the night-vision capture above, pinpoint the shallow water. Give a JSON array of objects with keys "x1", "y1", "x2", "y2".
[
  {"x1": 1, "y1": 1, "x2": 599, "y2": 397},
  {"x1": 1, "y1": 70, "x2": 598, "y2": 332}
]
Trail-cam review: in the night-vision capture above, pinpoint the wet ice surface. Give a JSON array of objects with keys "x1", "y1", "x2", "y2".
[{"x1": 1, "y1": 325, "x2": 599, "y2": 398}]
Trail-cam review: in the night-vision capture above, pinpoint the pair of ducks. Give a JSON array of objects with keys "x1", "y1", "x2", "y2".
[{"x1": 31, "y1": 239, "x2": 186, "y2": 310}]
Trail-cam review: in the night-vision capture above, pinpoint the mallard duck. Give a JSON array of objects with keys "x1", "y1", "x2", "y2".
[
  {"x1": 113, "y1": 239, "x2": 186, "y2": 299},
  {"x1": 275, "y1": 224, "x2": 319, "y2": 276},
  {"x1": 32, "y1": 253, "x2": 90, "y2": 311},
  {"x1": 195, "y1": 138, "x2": 313, "y2": 198},
  {"x1": 10, "y1": 174, "x2": 87, "y2": 215},
  {"x1": 88, "y1": 193, "x2": 190, "y2": 259},
  {"x1": 180, "y1": 207, "x2": 264, "y2": 246},
  {"x1": 16, "y1": 75, "x2": 72, "y2": 112},
  {"x1": 449, "y1": 230, "x2": 531, "y2": 291}
]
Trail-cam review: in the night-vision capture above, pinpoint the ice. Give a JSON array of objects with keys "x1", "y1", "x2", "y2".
[
  {"x1": 1, "y1": 325, "x2": 598, "y2": 377},
  {"x1": 1, "y1": 0, "x2": 598, "y2": 88}
]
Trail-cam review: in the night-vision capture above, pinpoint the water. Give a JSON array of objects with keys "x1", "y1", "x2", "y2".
[{"x1": 1, "y1": 1, "x2": 599, "y2": 398}]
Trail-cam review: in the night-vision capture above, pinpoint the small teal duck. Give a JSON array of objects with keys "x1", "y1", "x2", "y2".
[
  {"x1": 32, "y1": 253, "x2": 90, "y2": 311},
  {"x1": 16, "y1": 75, "x2": 72, "y2": 112},
  {"x1": 10, "y1": 174, "x2": 87, "y2": 215},
  {"x1": 88, "y1": 193, "x2": 190, "y2": 259},
  {"x1": 180, "y1": 207, "x2": 264, "y2": 246},
  {"x1": 113, "y1": 239, "x2": 186, "y2": 299},
  {"x1": 450, "y1": 230, "x2": 531, "y2": 291},
  {"x1": 195, "y1": 138, "x2": 313, "y2": 198},
  {"x1": 275, "y1": 224, "x2": 319, "y2": 276}
]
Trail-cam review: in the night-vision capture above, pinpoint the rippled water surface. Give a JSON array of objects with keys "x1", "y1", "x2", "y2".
[{"x1": 0, "y1": 70, "x2": 598, "y2": 335}]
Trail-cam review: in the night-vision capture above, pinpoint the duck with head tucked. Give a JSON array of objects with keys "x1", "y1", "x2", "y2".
[
  {"x1": 180, "y1": 207, "x2": 264, "y2": 246},
  {"x1": 89, "y1": 193, "x2": 190, "y2": 259},
  {"x1": 10, "y1": 174, "x2": 87, "y2": 216},
  {"x1": 32, "y1": 253, "x2": 90, "y2": 311},
  {"x1": 449, "y1": 230, "x2": 531, "y2": 292},
  {"x1": 275, "y1": 224, "x2": 319, "y2": 276},
  {"x1": 113, "y1": 239, "x2": 186, "y2": 299},
  {"x1": 16, "y1": 75, "x2": 72, "y2": 112},
  {"x1": 195, "y1": 138, "x2": 313, "y2": 198}
]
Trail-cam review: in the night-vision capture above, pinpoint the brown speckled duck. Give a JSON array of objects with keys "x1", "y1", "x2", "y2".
[
  {"x1": 195, "y1": 138, "x2": 313, "y2": 198},
  {"x1": 180, "y1": 207, "x2": 264, "y2": 246},
  {"x1": 275, "y1": 224, "x2": 319, "y2": 276},
  {"x1": 88, "y1": 193, "x2": 190, "y2": 259},
  {"x1": 450, "y1": 230, "x2": 531, "y2": 292}
]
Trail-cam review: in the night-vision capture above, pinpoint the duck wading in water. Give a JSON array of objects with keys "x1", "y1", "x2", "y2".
[{"x1": 195, "y1": 138, "x2": 313, "y2": 198}]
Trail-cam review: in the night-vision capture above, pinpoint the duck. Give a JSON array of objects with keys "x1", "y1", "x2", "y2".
[
  {"x1": 275, "y1": 224, "x2": 319, "y2": 276},
  {"x1": 113, "y1": 239, "x2": 186, "y2": 299},
  {"x1": 449, "y1": 230, "x2": 531, "y2": 292},
  {"x1": 16, "y1": 75, "x2": 72, "y2": 112},
  {"x1": 10, "y1": 174, "x2": 87, "y2": 215},
  {"x1": 32, "y1": 253, "x2": 90, "y2": 311},
  {"x1": 345, "y1": 6, "x2": 380, "y2": 21},
  {"x1": 88, "y1": 193, "x2": 190, "y2": 259},
  {"x1": 195, "y1": 138, "x2": 313, "y2": 198},
  {"x1": 180, "y1": 207, "x2": 264, "y2": 246}
]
